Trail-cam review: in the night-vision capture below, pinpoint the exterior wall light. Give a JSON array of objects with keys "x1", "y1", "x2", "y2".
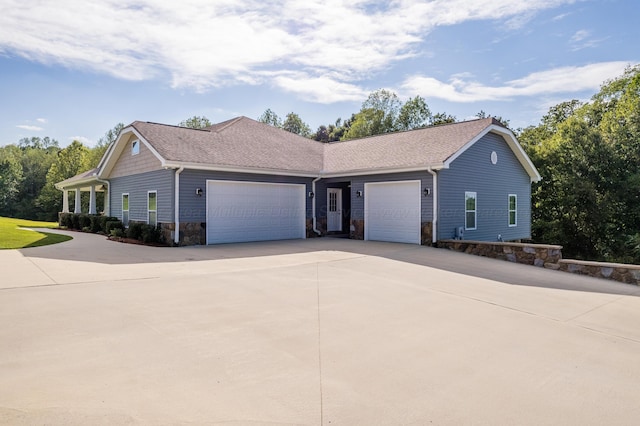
[
  {"x1": 196, "y1": 188, "x2": 203, "y2": 196},
  {"x1": 424, "y1": 187, "x2": 431, "y2": 196},
  {"x1": 308, "y1": 191, "x2": 314, "y2": 198},
  {"x1": 356, "y1": 190, "x2": 363, "y2": 198}
]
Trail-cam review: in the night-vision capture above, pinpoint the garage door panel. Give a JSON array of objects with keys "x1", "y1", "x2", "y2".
[
  {"x1": 207, "y1": 180, "x2": 305, "y2": 244},
  {"x1": 365, "y1": 181, "x2": 421, "y2": 244}
]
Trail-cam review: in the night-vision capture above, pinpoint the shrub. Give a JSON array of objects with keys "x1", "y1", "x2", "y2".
[
  {"x1": 126, "y1": 222, "x2": 144, "y2": 240},
  {"x1": 70, "y1": 213, "x2": 81, "y2": 230},
  {"x1": 79, "y1": 214, "x2": 91, "y2": 230},
  {"x1": 105, "y1": 220, "x2": 124, "y2": 235},
  {"x1": 140, "y1": 224, "x2": 163, "y2": 244},
  {"x1": 110, "y1": 228, "x2": 125, "y2": 238},
  {"x1": 89, "y1": 215, "x2": 102, "y2": 233},
  {"x1": 59, "y1": 213, "x2": 73, "y2": 228},
  {"x1": 99, "y1": 216, "x2": 119, "y2": 233}
]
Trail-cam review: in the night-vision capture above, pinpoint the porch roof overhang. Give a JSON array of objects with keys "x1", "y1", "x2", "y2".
[{"x1": 54, "y1": 168, "x2": 106, "y2": 191}]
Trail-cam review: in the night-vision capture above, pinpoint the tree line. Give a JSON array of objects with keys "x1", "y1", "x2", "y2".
[{"x1": 1, "y1": 66, "x2": 639, "y2": 263}]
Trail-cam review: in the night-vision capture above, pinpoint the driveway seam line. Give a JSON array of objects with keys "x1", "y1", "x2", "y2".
[
  {"x1": 0, "y1": 276, "x2": 161, "y2": 292},
  {"x1": 316, "y1": 262, "x2": 324, "y2": 426},
  {"x1": 24, "y1": 256, "x2": 58, "y2": 285}
]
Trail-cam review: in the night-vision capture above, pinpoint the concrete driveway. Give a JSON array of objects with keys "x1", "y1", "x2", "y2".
[{"x1": 2, "y1": 230, "x2": 640, "y2": 425}]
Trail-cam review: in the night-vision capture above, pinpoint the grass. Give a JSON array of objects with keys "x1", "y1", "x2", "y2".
[{"x1": 0, "y1": 216, "x2": 72, "y2": 249}]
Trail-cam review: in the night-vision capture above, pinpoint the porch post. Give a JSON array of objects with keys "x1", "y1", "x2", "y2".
[
  {"x1": 103, "y1": 186, "x2": 109, "y2": 216},
  {"x1": 62, "y1": 189, "x2": 69, "y2": 213},
  {"x1": 74, "y1": 189, "x2": 82, "y2": 214},
  {"x1": 89, "y1": 185, "x2": 97, "y2": 214}
]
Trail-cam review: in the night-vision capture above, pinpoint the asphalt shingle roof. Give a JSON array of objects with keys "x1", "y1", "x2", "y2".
[
  {"x1": 131, "y1": 117, "x2": 325, "y2": 173},
  {"x1": 127, "y1": 116, "x2": 503, "y2": 175}
]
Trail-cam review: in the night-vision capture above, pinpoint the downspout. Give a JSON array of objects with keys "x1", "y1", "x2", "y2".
[
  {"x1": 312, "y1": 176, "x2": 322, "y2": 236},
  {"x1": 427, "y1": 168, "x2": 438, "y2": 244},
  {"x1": 95, "y1": 178, "x2": 110, "y2": 216},
  {"x1": 174, "y1": 166, "x2": 184, "y2": 245}
]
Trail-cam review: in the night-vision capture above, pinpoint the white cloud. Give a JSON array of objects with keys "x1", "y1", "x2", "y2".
[
  {"x1": 0, "y1": 0, "x2": 579, "y2": 101},
  {"x1": 69, "y1": 136, "x2": 95, "y2": 146},
  {"x1": 571, "y1": 29, "x2": 590, "y2": 42},
  {"x1": 401, "y1": 61, "x2": 634, "y2": 102},
  {"x1": 36, "y1": 118, "x2": 48, "y2": 123},
  {"x1": 16, "y1": 125, "x2": 44, "y2": 131}
]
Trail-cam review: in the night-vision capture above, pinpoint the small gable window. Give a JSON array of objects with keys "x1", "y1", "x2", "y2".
[{"x1": 132, "y1": 139, "x2": 140, "y2": 155}]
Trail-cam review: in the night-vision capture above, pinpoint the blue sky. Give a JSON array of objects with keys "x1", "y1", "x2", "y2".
[{"x1": 0, "y1": 0, "x2": 638, "y2": 147}]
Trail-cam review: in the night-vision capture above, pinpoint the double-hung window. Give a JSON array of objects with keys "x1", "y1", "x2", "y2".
[
  {"x1": 508, "y1": 194, "x2": 517, "y2": 227},
  {"x1": 122, "y1": 193, "x2": 129, "y2": 226},
  {"x1": 148, "y1": 191, "x2": 157, "y2": 227},
  {"x1": 465, "y1": 192, "x2": 477, "y2": 230}
]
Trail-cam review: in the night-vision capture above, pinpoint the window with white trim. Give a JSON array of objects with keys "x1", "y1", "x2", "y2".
[
  {"x1": 465, "y1": 192, "x2": 477, "y2": 230},
  {"x1": 508, "y1": 194, "x2": 517, "y2": 227},
  {"x1": 131, "y1": 139, "x2": 140, "y2": 155},
  {"x1": 148, "y1": 191, "x2": 157, "y2": 227},
  {"x1": 122, "y1": 193, "x2": 129, "y2": 226}
]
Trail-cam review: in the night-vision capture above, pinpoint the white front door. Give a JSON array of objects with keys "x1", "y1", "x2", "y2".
[{"x1": 327, "y1": 188, "x2": 342, "y2": 232}]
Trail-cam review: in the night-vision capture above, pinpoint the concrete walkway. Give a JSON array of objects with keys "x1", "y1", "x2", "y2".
[{"x1": 1, "y1": 230, "x2": 640, "y2": 425}]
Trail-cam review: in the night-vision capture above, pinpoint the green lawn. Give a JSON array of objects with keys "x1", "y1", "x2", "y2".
[{"x1": 0, "y1": 217, "x2": 72, "y2": 249}]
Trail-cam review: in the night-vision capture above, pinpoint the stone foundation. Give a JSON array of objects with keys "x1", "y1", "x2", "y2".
[
  {"x1": 177, "y1": 221, "x2": 206, "y2": 246},
  {"x1": 350, "y1": 219, "x2": 364, "y2": 240},
  {"x1": 159, "y1": 222, "x2": 174, "y2": 244},
  {"x1": 553, "y1": 259, "x2": 640, "y2": 285},
  {"x1": 421, "y1": 221, "x2": 433, "y2": 246},
  {"x1": 438, "y1": 239, "x2": 563, "y2": 266}
]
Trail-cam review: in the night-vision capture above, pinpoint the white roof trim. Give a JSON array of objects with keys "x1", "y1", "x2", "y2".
[
  {"x1": 443, "y1": 124, "x2": 541, "y2": 182},
  {"x1": 162, "y1": 162, "x2": 319, "y2": 178},
  {"x1": 320, "y1": 165, "x2": 444, "y2": 178}
]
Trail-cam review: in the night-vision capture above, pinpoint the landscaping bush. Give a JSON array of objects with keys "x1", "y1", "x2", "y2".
[
  {"x1": 78, "y1": 214, "x2": 92, "y2": 230},
  {"x1": 99, "y1": 216, "x2": 119, "y2": 233},
  {"x1": 110, "y1": 228, "x2": 125, "y2": 238},
  {"x1": 59, "y1": 213, "x2": 73, "y2": 228},
  {"x1": 126, "y1": 222, "x2": 144, "y2": 240},
  {"x1": 70, "y1": 213, "x2": 81, "y2": 230},
  {"x1": 140, "y1": 224, "x2": 163, "y2": 244},
  {"x1": 89, "y1": 215, "x2": 102, "y2": 233},
  {"x1": 105, "y1": 220, "x2": 124, "y2": 235}
]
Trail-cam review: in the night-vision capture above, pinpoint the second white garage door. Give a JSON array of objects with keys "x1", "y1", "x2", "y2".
[
  {"x1": 364, "y1": 180, "x2": 421, "y2": 244},
  {"x1": 206, "y1": 180, "x2": 306, "y2": 244}
]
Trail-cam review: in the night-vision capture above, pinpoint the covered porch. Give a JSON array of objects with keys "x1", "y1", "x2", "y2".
[{"x1": 54, "y1": 168, "x2": 109, "y2": 215}]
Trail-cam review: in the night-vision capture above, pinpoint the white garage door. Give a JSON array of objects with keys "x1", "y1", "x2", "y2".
[
  {"x1": 207, "y1": 180, "x2": 306, "y2": 244},
  {"x1": 365, "y1": 180, "x2": 421, "y2": 244}
]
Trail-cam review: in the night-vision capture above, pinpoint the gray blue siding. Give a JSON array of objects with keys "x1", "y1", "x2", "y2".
[
  {"x1": 316, "y1": 171, "x2": 433, "y2": 223},
  {"x1": 178, "y1": 169, "x2": 314, "y2": 222},
  {"x1": 437, "y1": 132, "x2": 531, "y2": 241},
  {"x1": 110, "y1": 169, "x2": 174, "y2": 223}
]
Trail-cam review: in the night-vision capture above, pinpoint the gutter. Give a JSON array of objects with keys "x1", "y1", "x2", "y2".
[
  {"x1": 427, "y1": 168, "x2": 438, "y2": 244},
  {"x1": 312, "y1": 176, "x2": 322, "y2": 236},
  {"x1": 174, "y1": 166, "x2": 185, "y2": 245}
]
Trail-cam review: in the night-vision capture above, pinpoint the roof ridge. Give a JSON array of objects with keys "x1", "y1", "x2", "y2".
[
  {"x1": 210, "y1": 116, "x2": 246, "y2": 133},
  {"x1": 325, "y1": 117, "x2": 493, "y2": 145},
  {"x1": 141, "y1": 121, "x2": 211, "y2": 132}
]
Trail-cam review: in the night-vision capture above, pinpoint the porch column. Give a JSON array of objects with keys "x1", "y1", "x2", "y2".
[
  {"x1": 62, "y1": 189, "x2": 69, "y2": 213},
  {"x1": 103, "y1": 186, "x2": 110, "y2": 216},
  {"x1": 74, "y1": 189, "x2": 82, "y2": 214},
  {"x1": 89, "y1": 185, "x2": 97, "y2": 214}
]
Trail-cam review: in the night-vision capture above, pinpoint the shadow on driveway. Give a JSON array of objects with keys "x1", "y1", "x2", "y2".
[{"x1": 17, "y1": 228, "x2": 640, "y2": 297}]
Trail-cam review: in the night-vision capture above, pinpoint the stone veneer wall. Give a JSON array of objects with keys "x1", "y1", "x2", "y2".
[
  {"x1": 178, "y1": 222, "x2": 206, "y2": 246},
  {"x1": 421, "y1": 221, "x2": 433, "y2": 246},
  {"x1": 350, "y1": 219, "x2": 364, "y2": 240},
  {"x1": 437, "y1": 240, "x2": 563, "y2": 267},
  {"x1": 550, "y1": 259, "x2": 640, "y2": 285}
]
